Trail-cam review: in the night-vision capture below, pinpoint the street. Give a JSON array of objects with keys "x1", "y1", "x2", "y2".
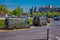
[{"x1": 0, "y1": 20, "x2": 60, "y2": 40}]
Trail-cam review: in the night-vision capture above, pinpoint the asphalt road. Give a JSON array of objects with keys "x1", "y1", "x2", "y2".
[{"x1": 0, "y1": 20, "x2": 60, "y2": 40}]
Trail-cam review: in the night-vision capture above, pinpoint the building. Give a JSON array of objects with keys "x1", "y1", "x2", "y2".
[
  {"x1": 38, "y1": 5, "x2": 60, "y2": 13},
  {"x1": 0, "y1": 11, "x2": 4, "y2": 15},
  {"x1": 0, "y1": 11, "x2": 9, "y2": 18}
]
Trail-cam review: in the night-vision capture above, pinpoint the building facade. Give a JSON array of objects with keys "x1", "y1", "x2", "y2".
[{"x1": 38, "y1": 5, "x2": 60, "y2": 13}]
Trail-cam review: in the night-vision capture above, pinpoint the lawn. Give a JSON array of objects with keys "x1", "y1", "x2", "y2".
[
  {"x1": 0, "y1": 19, "x2": 5, "y2": 28},
  {"x1": 28, "y1": 18, "x2": 33, "y2": 25}
]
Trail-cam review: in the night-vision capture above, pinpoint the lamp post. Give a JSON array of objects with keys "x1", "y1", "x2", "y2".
[{"x1": 47, "y1": 23, "x2": 50, "y2": 40}]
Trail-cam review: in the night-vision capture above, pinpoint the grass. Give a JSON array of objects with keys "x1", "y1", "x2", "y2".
[
  {"x1": 0, "y1": 20, "x2": 5, "y2": 28},
  {"x1": 28, "y1": 18, "x2": 33, "y2": 24}
]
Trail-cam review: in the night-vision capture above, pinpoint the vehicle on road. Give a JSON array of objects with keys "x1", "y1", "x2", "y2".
[
  {"x1": 33, "y1": 16, "x2": 49, "y2": 26},
  {"x1": 53, "y1": 16, "x2": 60, "y2": 21}
]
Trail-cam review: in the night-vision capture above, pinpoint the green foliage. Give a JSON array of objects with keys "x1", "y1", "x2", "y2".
[
  {"x1": 53, "y1": 12, "x2": 60, "y2": 17},
  {"x1": 0, "y1": 4, "x2": 8, "y2": 13},
  {"x1": 12, "y1": 6, "x2": 22, "y2": 16},
  {"x1": 0, "y1": 19, "x2": 5, "y2": 28},
  {"x1": 28, "y1": 18, "x2": 33, "y2": 24},
  {"x1": 44, "y1": 12, "x2": 53, "y2": 17},
  {"x1": 32, "y1": 12, "x2": 42, "y2": 16},
  {"x1": 32, "y1": 12, "x2": 37, "y2": 16},
  {"x1": 27, "y1": 12, "x2": 31, "y2": 16},
  {"x1": 7, "y1": 10, "x2": 13, "y2": 15},
  {"x1": 37, "y1": 12, "x2": 42, "y2": 16},
  {"x1": 44, "y1": 11, "x2": 60, "y2": 17},
  {"x1": 0, "y1": 4, "x2": 60, "y2": 17}
]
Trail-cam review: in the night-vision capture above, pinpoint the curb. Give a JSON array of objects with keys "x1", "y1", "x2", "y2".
[
  {"x1": 0, "y1": 30, "x2": 13, "y2": 32},
  {"x1": 0, "y1": 28, "x2": 29, "y2": 32}
]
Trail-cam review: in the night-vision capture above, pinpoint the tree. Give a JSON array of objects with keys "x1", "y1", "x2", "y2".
[
  {"x1": 32, "y1": 12, "x2": 42, "y2": 16},
  {"x1": 53, "y1": 12, "x2": 60, "y2": 17},
  {"x1": 44, "y1": 12, "x2": 53, "y2": 17},
  {"x1": 7, "y1": 10, "x2": 13, "y2": 15},
  {"x1": 34, "y1": 6, "x2": 37, "y2": 12},
  {"x1": 37, "y1": 12, "x2": 42, "y2": 16},
  {"x1": 32, "y1": 12, "x2": 37, "y2": 16},
  {"x1": 12, "y1": 6, "x2": 22, "y2": 16},
  {"x1": 27, "y1": 12, "x2": 31, "y2": 16},
  {"x1": 0, "y1": 4, "x2": 8, "y2": 13}
]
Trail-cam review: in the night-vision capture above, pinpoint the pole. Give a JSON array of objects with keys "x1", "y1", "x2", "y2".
[
  {"x1": 47, "y1": 28, "x2": 49, "y2": 40},
  {"x1": 47, "y1": 23, "x2": 50, "y2": 40}
]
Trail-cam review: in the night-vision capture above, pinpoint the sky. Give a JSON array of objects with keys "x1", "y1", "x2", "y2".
[{"x1": 0, "y1": 0, "x2": 60, "y2": 12}]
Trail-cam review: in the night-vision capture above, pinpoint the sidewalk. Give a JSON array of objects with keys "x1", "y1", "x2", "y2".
[
  {"x1": 0, "y1": 28, "x2": 29, "y2": 32},
  {"x1": 0, "y1": 29, "x2": 13, "y2": 32}
]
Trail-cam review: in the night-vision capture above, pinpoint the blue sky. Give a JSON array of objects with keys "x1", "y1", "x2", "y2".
[{"x1": 0, "y1": 0, "x2": 60, "y2": 12}]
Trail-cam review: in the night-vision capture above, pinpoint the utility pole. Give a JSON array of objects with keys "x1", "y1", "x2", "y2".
[{"x1": 47, "y1": 23, "x2": 50, "y2": 40}]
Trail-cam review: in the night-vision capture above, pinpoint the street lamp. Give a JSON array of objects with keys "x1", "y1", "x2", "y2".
[{"x1": 47, "y1": 23, "x2": 50, "y2": 40}]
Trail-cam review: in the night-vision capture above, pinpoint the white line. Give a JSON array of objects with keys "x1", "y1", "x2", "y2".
[{"x1": 56, "y1": 36, "x2": 60, "y2": 40}]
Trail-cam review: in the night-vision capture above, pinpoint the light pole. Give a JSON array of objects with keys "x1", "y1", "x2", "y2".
[{"x1": 47, "y1": 23, "x2": 50, "y2": 40}]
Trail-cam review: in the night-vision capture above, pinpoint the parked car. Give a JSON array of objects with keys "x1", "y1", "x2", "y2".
[
  {"x1": 53, "y1": 16, "x2": 60, "y2": 21},
  {"x1": 33, "y1": 16, "x2": 49, "y2": 26}
]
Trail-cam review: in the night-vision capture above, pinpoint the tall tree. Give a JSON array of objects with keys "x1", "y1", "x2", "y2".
[
  {"x1": 34, "y1": 6, "x2": 37, "y2": 12},
  {"x1": 12, "y1": 6, "x2": 22, "y2": 16},
  {"x1": 0, "y1": 4, "x2": 8, "y2": 13}
]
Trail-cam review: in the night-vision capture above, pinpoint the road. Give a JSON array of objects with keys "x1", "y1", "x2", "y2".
[{"x1": 0, "y1": 20, "x2": 60, "y2": 40}]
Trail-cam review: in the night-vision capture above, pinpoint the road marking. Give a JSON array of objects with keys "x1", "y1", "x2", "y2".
[{"x1": 56, "y1": 36, "x2": 60, "y2": 40}]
